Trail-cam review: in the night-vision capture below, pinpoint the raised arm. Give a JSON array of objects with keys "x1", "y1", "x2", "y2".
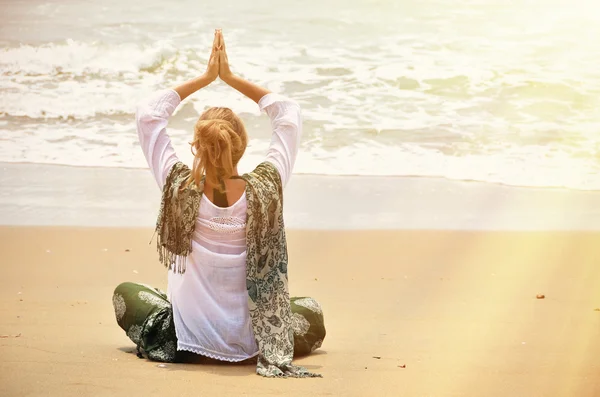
[
  {"x1": 136, "y1": 31, "x2": 221, "y2": 189},
  {"x1": 216, "y1": 30, "x2": 302, "y2": 186},
  {"x1": 172, "y1": 31, "x2": 220, "y2": 100},
  {"x1": 217, "y1": 30, "x2": 271, "y2": 103},
  {"x1": 136, "y1": 89, "x2": 181, "y2": 189}
]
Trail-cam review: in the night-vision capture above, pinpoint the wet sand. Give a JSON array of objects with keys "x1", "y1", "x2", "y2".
[{"x1": 3, "y1": 162, "x2": 600, "y2": 230}]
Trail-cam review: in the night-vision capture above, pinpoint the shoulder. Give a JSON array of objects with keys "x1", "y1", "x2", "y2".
[
  {"x1": 168, "y1": 161, "x2": 190, "y2": 178},
  {"x1": 164, "y1": 161, "x2": 198, "y2": 191},
  {"x1": 245, "y1": 162, "x2": 282, "y2": 186},
  {"x1": 242, "y1": 162, "x2": 284, "y2": 204},
  {"x1": 258, "y1": 93, "x2": 300, "y2": 112}
]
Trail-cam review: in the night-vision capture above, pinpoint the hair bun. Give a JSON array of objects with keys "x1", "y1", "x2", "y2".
[
  {"x1": 197, "y1": 118, "x2": 231, "y2": 131},
  {"x1": 189, "y1": 107, "x2": 248, "y2": 191}
]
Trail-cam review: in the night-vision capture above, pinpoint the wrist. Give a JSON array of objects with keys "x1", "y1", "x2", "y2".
[
  {"x1": 221, "y1": 73, "x2": 237, "y2": 85},
  {"x1": 201, "y1": 72, "x2": 217, "y2": 83}
]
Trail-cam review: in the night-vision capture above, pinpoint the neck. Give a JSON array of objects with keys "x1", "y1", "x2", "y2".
[{"x1": 204, "y1": 168, "x2": 239, "y2": 187}]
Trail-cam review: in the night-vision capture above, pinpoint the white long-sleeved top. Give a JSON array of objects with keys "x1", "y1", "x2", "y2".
[{"x1": 136, "y1": 89, "x2": 302, "y2": 361}]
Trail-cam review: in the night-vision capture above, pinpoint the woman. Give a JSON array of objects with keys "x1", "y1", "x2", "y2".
[{"x1": 112, "y1": 30, "x2": 325, "y2": 378}]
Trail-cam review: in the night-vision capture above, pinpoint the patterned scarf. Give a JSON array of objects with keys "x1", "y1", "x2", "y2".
[{"x1": 155, "y1": 161, "x2": 321, "y2": 378}]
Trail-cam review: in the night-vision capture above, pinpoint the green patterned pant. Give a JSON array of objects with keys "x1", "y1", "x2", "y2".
[{"x1": 112, "y1": 282, "x2": 326, "y2": 362}]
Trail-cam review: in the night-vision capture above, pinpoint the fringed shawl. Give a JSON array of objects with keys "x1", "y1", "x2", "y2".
[{"x1": 154, "y1": 161, "x2": 321, "y2": 378}]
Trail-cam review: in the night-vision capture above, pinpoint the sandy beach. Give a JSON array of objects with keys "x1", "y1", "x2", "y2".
[
  {"x1": 1, "y1": 227, "x2": 600, "y2": 396},
  {"x1": 2, "y1": 0, "x2": 600, "y2": 394},
  {"x1": 1, "y1": 163, "x2": 600, "y2": 396}
]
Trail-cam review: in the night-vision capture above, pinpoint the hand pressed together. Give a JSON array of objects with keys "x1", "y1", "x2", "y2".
[
  {"x1": 204, "y1": 30, "x2": 220, "y2": 82},
  {"x1": 175, "y1": 29, "x2": 269, "y2": 103},
  {"x1": 204, "y1": 29, "x2": 233, "y2": 83},
  {"x1": 216, "y1": 30, "x2": 233, "y2": 82}
]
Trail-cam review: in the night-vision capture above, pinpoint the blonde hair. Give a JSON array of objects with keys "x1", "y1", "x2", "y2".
[{"x1": 188, "y1": 107, "x2": 248, "y2": 191}]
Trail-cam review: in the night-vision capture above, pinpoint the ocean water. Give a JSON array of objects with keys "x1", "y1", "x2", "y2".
[{"x1": 1, "y1": 0, "x2": 599, "y2": 190}]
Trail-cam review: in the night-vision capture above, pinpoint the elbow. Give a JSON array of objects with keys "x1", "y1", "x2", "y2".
[
  {"x1": 135, "y1": 105, "x2": 158, "y2": 141},
  {"x1": 135, "y1": 102, "x2": 161, "y2": 133},
  {"x1": 283, "y1": 98, "x2": 301, "y2": 110},
  {"x1": 272, "y1": 106, "x2": 302, "y2": 132},
  {"x1": 283, "y1": 101, "x2": 302, "y2": 130},
  {"x1": 135, "y1": 100, "x2": 152, "y2": 122},
  {"x1": 273, "y1": 118, "x2": 300, "y2": 133},
  {"x1": 265, "y1": 97, "x2": 301, "y2": 118},
  {"x1": 134, "y1": 91, "x2": 163, "y2": 124}
]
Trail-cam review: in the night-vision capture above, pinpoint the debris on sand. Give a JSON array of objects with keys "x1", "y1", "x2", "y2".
[
  {"x1": 398, "y1": 364, "x2": 406, "y2": 368},
  {"x1": 372, "y1": 356, "x2": 381, "y2": 359},
  {"x1": 536, "y1": 294, "x2": 545, "y2": 299},
  {"x1": 0, "y1": 333, "x2": 21, "y2": 339}
]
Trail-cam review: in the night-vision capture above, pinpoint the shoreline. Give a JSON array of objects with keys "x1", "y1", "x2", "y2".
[
  {"x1": 2, "y1": 160, "x2": 598, "y2": 193},
  {"x1": 3, "y1": 162, "x2": 600, "y2": 230}
]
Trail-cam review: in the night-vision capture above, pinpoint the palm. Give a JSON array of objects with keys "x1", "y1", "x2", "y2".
[
  {"x1": 216, "y1": 31, "x2": 232, "y2": 80},
  {"x1": 206, "y1": 31, "x2": 220, "y2": 81}
]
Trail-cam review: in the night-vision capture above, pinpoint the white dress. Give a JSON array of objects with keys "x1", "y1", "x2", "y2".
[{"x1": 136, "y1": 89, "x2": 302, "y2": 361}]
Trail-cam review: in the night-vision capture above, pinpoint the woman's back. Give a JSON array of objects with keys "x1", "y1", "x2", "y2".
[
  {"x1": 196, "y1": 185, "x2": 247, "y2": 255},
  {"x1": 168, "y1": 190, "x2": 255, "y2": 361}
]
